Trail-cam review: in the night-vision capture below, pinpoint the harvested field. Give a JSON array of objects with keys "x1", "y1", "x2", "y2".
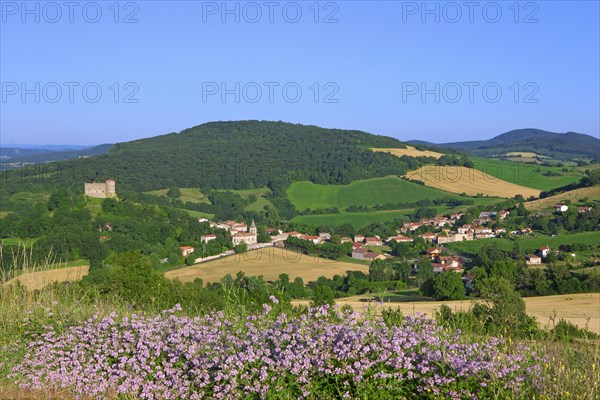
[
  {"x1": 294, "y1": 293, "x2": 600, "y2": 334},
  {"x1": 405, "y1": 166, "x2": 541, "y2": 198},
  {"x1": 371, "y1": 146, "x2": 444, "y2": 159},
  {"x1": 165, "y1": 248, "x2": 369, "y2": 284},
  {"x1": 6, "y1": 266, "x2": 90, "y2": 291}
]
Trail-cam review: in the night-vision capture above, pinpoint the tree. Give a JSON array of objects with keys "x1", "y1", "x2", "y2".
[
  {"x1": 421, "y1": 273, "x2": 466, "y2": 300},
  {"x1": 311, "y1": 285, "x2": 335, "y2": 307},
  {"x1": 234, "y1": 242, "x2": 248, "y2": 254}
]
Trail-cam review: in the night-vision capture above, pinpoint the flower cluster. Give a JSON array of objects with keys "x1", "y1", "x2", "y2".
[{"x1": 11, "y1": 304, "x2": 545, "y2": 399}]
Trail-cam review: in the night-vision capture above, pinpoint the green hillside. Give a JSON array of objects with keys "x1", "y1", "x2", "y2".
[
  {"x1": 470, "y1": 157, "x2": 582, "y2": 191},
  {"x1": 287, "y1": 176, "x2": 472, "y2": 211}
]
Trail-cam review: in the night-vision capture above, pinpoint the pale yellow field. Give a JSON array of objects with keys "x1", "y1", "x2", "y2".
[
  {"x1": 166, "y1": 248, "x2": 369, "y2": 283},
  {"x1": 504, "y1": 152, "x2": 546, "y2": 158},
  {"x1": 6, "y1": 266, "x2": 89, "y2": 291},
  {"x1": 405, "y1": 166, "x2": 541, "y2": 198},
  {"x1": 371, "y1": 146, "x2": 444, "y2": 159},
  {"x1": 294, "y1": 293, "x2": 600, "y2": 334},
  {"x1": 525, "y1": 186, "x2": 600, "y2": 210}
]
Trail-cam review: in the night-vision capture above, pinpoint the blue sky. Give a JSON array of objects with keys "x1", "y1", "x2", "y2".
[{"x1": 1, "y1": 0, "x2": 598, "y2": 145}]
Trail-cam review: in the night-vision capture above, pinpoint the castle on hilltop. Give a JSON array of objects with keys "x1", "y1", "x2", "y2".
[{"x1": 84, "y1": 179, "x2": 116, "y2": 198}]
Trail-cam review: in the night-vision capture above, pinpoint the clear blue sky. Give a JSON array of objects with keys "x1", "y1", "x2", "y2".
[{"x1": 1, "y1": 0, "x2": 598, "y2": 145}]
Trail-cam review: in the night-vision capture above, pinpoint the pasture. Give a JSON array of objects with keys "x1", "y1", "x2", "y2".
[
  {"x1": 524, "y1": 186, "x2": 600, "y2": 210},
  {"x1": 404, "y1": 166, "x2": 541, "y2": 198},
  {"x1": 291, "y1": 198, "x2": 501, "y2": 228},
  {"x1": 446, "y1": 231, "x2": 600, "y2": 257},
  {"x1": 216, "y1": 187, "x2": 273, "y2": 212},
  {"x1": 370, "y1": 146, "x2": 444, "y2": 159},
  {"x1": 146, "y1": 186, "x2": 272, "y2": 212},
  {"x1": 470, "y1": 157, "x2": 582, "y2": 191},
  {"x1": 145, "y1": 187, "x2": 210, "y2": 204},
  {"x1": 165, "y1": 248, "x2": 369, "y2": 284},
  {"x1": 287, "y1": 176, "x2": 468, "y2": 211}
]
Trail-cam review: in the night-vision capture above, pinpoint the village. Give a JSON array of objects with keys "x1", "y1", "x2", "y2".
[{"x1": 177, "y1": 200, "x2": 594, "y2": 278}]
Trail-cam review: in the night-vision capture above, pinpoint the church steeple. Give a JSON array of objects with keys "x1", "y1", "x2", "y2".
[{"x1": 249, "y1": 219, "x2": 257, "y2": 234}]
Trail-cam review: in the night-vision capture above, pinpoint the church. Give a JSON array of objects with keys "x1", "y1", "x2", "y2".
[{"x1": 231, "y1": 220, "x2": 258, "y2": 246}]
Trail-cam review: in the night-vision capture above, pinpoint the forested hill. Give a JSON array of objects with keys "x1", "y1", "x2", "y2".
[
  {"x1": 3, "y1": 121, "x2": 428, "y2": 193},
  {"x1": 410, "y1": 129, "x2": 600, "y2": 161}
]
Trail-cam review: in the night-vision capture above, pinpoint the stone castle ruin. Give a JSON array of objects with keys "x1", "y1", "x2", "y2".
[{"x1": 84, "y1": 179, "x2": 116, "y2": 198}]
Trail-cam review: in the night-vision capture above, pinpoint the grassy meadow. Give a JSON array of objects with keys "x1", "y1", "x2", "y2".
[
  {"x1": 446, "y1": 231, "x2": 600, "y2": 257},
  {"x1": 287, "y1": 176, "x2": 473, "y2": 211},
  {"x1": 292, "y1": 198, "x2": 501, "y2": 228},
  {"x1": 470, "y1": 157, "x2": 583, "y2": 191},
  {"x1": 524, "y1": 185, "x2": 600, "y2": 210}
]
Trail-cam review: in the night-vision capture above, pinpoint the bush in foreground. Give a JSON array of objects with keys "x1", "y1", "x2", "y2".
[{"x1": 10, "y1": 301, "x2": 546, "y2": 399}]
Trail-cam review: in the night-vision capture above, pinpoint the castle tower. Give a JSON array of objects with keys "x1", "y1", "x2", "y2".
[
  {"x1": 249, "y1": 219, "x2": 257, "y2": 234},
  {"x1": 105, "y1": 179, "x2": 116, "y2": 197}
]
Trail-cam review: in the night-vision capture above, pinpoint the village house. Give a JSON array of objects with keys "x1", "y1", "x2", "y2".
[
  {"x1": 232, "y1": 232, "x2": 257, "y2": 246},
  {"x1": 493, "y1": 227, "x2": 507, "y2": 235},
  {"x1": 474, "y1": 226, "x2": 494, "y2": 239},
  {"x1": 352, "y1": 242, "x2": 363, "y2": 249},
  {"x1": 266, "y1": 228, "x2": 283, "y2": 236},
  {"x1": 401, "y1": 222, "x2": 422, "y2": 233},
  {"x1": 420, "y1": 233, "x2": 437, "y2": 242},
  {"x1": 180, "y1": 246, "x2": 195, "y2": 257},
  {"x1": 578, "y1": 206, "x2": 593, "y2": 213},
  {"x1": 424, "y1": 247, "x2": 442, "y2": 260},
  {"x1": 319, "y1": 232, "x2": 332, "y2": 241},
  {"x1": 364, "y1": 251, "x2": 386, "y2": 261},
  {"x1": 498, "y1": 210, "x2": 510, "y2": 220},
  {"x1": 537, "y1": 246, "x2": 550, "y2": 258},
  {"x1": 354, "y1": 235, "x2": 365, "y2": 243},
  {"x1": 340, "y1": 236, "x2": 353, "y2": 244},
  {"x1": 285, "y1": 231, "x2": 304, "y2": 239},
  {"x1": 554, "y1": 204, "x2": 569, "y2": 212},
  {"x1": 457, "y1": 224, "x2": 478, "y2": 234},
  {"x1": 201, "y1": 234, "x2": 217, "y2": 243},
  {"x1": 352, "y1": 247, "x2": 367, "y2": 260},
  {"x1": 526, "y1": 254, "x2": 542, "y2": 265},
  {"x1": 365, "y1": 236, "x2": 383, "y2": 246},
  {"x1": 462, "y1": 274, "x2": 475, "y2": 290},
  {"x1": 198, "y1": 218, "x2": 209, "y2": 223},
  {"x1": 385, "y1": 235, "x2": 412, "y2": 243},
  {"x1": 302, "y1": 235, "x2": 321, "y2": 244}
]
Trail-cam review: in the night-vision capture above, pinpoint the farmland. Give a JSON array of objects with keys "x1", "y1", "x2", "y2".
[
  {"x1": 294, "y1": 293, "x2": 600, "y2": 334},
  {"x1": 446, "y1": 231, "x2": 600, "y2": 257},
  {"x1": 287, "y1": 176, "x2": 471, "y2": 211},
  {"x1": 470, "y1": 157, "x2": 582, "y2": 191},
  {"x1": 404, "y1": 166, "x2": 541, "y2": 198},
  {"x1": 165, "y1": 248, "x2": 369, "y2": 283},
  {"x1": 5, "y1": 265, "x2": 89, "y2": 291},
  {"x1": 370, "y1": 146, "x2": 444, "y2": 159},
  {"x1": 524, "y1": 186, "x2": 600, "y2": 210},
  {"x1": 291, "y1": 198, "x2": 501, "y2": 228}
]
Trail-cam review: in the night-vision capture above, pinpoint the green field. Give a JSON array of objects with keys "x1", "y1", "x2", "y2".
[
  {"x1": 292, "y1": 198, "x2": 500, "y2": 228},
  {"x1": 180, "y1": 209, "x2": 215, "y2": 220},
  {"x1": 287, "y1": 176, "x2": 476, "y2": 211},
  {"x1": 84, "y1": 197, "x2": 104, "y2": 217},
  {"x1": 216, "y1": 187, "x2": 273, "y2": 212},
  {"x1": 145, "y1": 188, "x2": 210, "y2": 204},
  {"x1": 470, "y1": 157, "x2": 582, "y2": 191},
  {"x1": 447, "y1": 232, "x2": 600, "y2": 257},
  {"x1": 0, "y1": 238, "x2": 38, "y2": 248}
]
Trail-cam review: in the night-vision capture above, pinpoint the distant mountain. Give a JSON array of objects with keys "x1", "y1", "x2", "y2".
[
  {"x1": 0, "y1": 144, "x2": 112, "y2": 165},
  {"x1": 409, "y1": 129, "x2": 600, "y2": 161}
]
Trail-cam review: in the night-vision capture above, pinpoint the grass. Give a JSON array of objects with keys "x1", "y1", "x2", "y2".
[
  {"x1": 216, "y1": 187, "x2": 273, "y2": 212},
  {"x1": 446, "y1": 231, "x2": 600, "y2": 257},
  {"x1": 0, "y1": 211, "x2": 10, "y2": 219},
  {"x1": 292, "y1": 198, "x2": 501, "y2": 228},
  {"x1": 0, "y1": 238, "x2": 38, "y2": 247},
  {"x1": 287, "y1": 176, "x2": 476, "y2": 211},
  {"x1": 179, "y1": 208, "x2": 215, "y2": 219},
  {"x1": 84, "y1": 196, "x2": 104, "y2": 217},
  {"x1": 524, "y1": 186, "x2": 600, "y2": 211},
  {"x1": 470, "y1": 157, "x2": 583, "y2": 191},
  {"x1": 405, "y1": 166, "x2": 541, "y2": 198},
  {"x1": 145, "y1": 188, "x2": 210, "y2": 204},
  {"x1": 165, "y1": 248, "x2": 369, "y2": 284}
]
